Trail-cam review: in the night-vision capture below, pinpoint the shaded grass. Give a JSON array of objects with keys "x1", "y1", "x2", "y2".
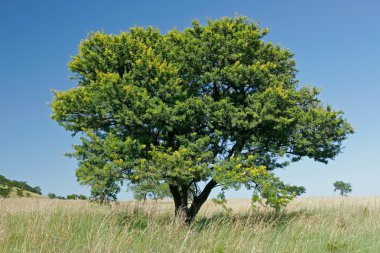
[{"x1": 1, "y1": 197, "x2": 380, "y2": 252}]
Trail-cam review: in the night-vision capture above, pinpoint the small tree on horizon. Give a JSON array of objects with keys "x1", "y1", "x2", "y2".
[
  {"x1": 77, "y1": 194, "x2": 88, "y2": 200},
  {"x1": 48, "y1": 193, "x2": 64, "y2": 199},
  {"x1": 333, "y1": 181, "x2": 352, "y2": 197},
  {"x1": 47, "y1": 193, "x2": 57, "y2": 199},
  {"x1": 67, "y1": 194, "x2": 89, "y2": 200},
  {"x1": 67, "y1": 194, "x2": 78, "y2": 200},
  {"x1": 52, "y1": 17, "x2": 353, "y2": 223}
]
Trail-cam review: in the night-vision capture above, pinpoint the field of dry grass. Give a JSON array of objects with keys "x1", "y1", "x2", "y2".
[{"x1": 1, "y1": 196, "x2": 380, "y2": 252}]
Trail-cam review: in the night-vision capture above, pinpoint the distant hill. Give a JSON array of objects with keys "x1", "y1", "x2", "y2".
[{"x1": 0, "y1": 174, "x2": 43, "y2": 198}]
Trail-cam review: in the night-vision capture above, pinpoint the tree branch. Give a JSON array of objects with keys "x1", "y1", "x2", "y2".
[{"x1": 187, "y1": 179, "x2": 218, "y2": 222}]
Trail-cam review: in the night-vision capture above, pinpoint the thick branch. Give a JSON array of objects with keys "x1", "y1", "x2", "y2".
[
  {"x1": 227, "y1": 139, "x2": 246, "y2": 159},
  {"x1": 187, "y1": 179, "x2": 218, "y2": 222},
  {"x1": 227, "y1": 143, "x2": 238, "y2": 159}
]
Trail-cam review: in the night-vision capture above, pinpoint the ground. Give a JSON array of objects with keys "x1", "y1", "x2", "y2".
[{"x1": 1, "y1": 197, "x2": 379, "y2": 252}]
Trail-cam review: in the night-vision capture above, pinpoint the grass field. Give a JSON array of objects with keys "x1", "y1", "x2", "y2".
[{"x1": 1, "y1": 197, "x2": 380, "y2": 252}]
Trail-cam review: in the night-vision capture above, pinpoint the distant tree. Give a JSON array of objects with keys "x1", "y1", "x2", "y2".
[
  {"x1": 0, "y1": 175, "x2": 8, "y2": 185},
  {"x1": 32, "y1": 186, "x2": 42, "y2": 195},
  {"x1": 0, "y1": 186, "x2": 11, "y2": 198},
  {"x1": 131, "y1": 179, "x2": 171, "y2": 202},
  {"x1": 66, "y1": 194, "x2": 78, "y2": 200},
  {"x1": 47, "y1": 193, "x2": 57, "y2": 199},
  {"x1": 48, "y1": 192, "x2": 66, "y2": 199},
  {"x1": 77, "y1": 194, "x2": 88, "y2": 200},
  {"x1": 151, "y1": 183, "x2": 171, "y2": 201},
  {"x1": 333, "y1": 181, "x2": 352, "y2": 197},
  {"x1": 66, "y1": 194, "x2": 88, "y2": 200},
  {"x1": 16, "y1": 188, "x2": 24, "y2": 197},
  {"x1": 51, "y1": 17, "x2": 353, "y2": 222}
]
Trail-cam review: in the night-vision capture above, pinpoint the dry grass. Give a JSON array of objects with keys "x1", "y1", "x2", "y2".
[{"x1": 1, "y1": 197, "x2": 380, "y2": 252}]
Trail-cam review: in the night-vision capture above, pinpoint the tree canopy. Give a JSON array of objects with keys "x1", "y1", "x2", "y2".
[
  {"x1": 333, "y1": 181, "x2": 352, "y2": 197},
  {"x1": 52, "y1": 17, "x2": 353, "y2": 222}
]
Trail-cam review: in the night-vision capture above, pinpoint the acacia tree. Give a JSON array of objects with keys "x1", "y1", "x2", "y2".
[
  {"x1": 52, "y1": 17, "x2": 353, "y2": 222},
  {"x1": 333, "y1": 181, "x2": 352, "y2": 196}
]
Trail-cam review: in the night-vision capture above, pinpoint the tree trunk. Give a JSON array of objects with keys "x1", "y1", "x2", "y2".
[{"x1": 169, "y1": 179, "x2": 217, "y2": 223}]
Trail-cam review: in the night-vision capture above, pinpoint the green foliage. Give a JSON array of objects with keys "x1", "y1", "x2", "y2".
[
  {"x1": 212, "y1": 191, "x2": 232, "y2": 213},
  {"x1": 250, "y1": 173, "x2": 307, "y2": 211},
  {"x1": 333, "y1": 181, "x2": 352, "y2": 197},
  {"x1": 67, "y1": 194, "x2": 88, "y2": 200},
  {"x1": 16, "y1": 188, "x2": 24, "y2": 197},
  {"x1": 0, "y1": 186, "x2": 11, "y2": 198},
  {"x1": 0, "y1": 175, "x2": 42, "y2": 195},
  {"x1": 66, "y1": 194, "x2": 77, "y2": 200},
  {"x1": 52, "y1": 17, "x2": 353, "y2": 217},
  {"x1": 78, "y1": 194, "x2": 88, "y2": 200},
  {"x1": 130, "y1": 179, "x2": 170, "y2": 201},
  {"x1": 47, "y1": 193, "x2": 60, "y2": 199},
  {"x1": 47, "y1": 193, "x2": 57, "y2": 199}
]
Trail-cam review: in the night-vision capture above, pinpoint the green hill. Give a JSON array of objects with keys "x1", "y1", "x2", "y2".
[{"x1": 0, "y1": 174, "x2": 43, "y2": 198}]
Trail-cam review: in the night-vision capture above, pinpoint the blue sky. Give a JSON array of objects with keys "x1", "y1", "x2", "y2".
[{"x1": 1, "y1": 0, "x2": 379, "y2": 199}]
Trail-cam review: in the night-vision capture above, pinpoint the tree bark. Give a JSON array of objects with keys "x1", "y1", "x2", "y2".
[
  {"x1": 187, "y1": 179, "x2": 217, "y2": 223},
  {"x1": 169, "y1": 179, "x2": 217, "y2": 223},
  {"x1": 169, "y1": 185, "x2": 183, "y2": 216}
]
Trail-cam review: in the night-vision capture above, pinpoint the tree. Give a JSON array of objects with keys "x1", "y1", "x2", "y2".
[
  {"x1": 48, "y1": 192, "x2": 66, "y2": 199},
  {"x1": 77, "y1": 194, "x2": 88, "y2": 200},
  {"x1": 47, "y1": 193, "x2": 57, "y2": 199},
  {"x1": 130, "y1": 179, "x2": 171, "y2": 202},
  {"x1": 32, "y1": 186, "x2": 42, "y2": 195},
  {"x1": 52, "y1": 17, "x2": 353, "y2": 222},
  {"x1": 333, "y1": 181, "x2": 352, "y2": 196},
  {"x1": 66, "y1": 194, "x2": 88, "y2": 200},
  {"x1": 16, "y1": 188, "x2": 24, "y2": 197},
  {"x1": 0, "y1": 186, "x2": 11, "y2": 198},
  {"x1": 67, "y1": 194, "x2": 78, "y2": 200}
]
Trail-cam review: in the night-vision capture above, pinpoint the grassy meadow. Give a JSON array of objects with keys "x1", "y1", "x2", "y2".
[{"x1": 1, "y1": 197, "x2": 380, "y2": 252}]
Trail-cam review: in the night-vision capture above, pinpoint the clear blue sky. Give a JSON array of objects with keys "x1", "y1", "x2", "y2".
[{"x1": 1, "y1": 0, "x2": 379, "y2": 199}]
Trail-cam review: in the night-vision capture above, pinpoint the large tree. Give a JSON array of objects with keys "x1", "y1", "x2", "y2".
[{"x1": 52, "y1": 17, "x2": 353, "y2": 222}]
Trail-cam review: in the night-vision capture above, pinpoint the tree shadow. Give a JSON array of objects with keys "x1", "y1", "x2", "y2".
[{"x1": 192, "y1": 208, "x2": 315, "y2": 232}]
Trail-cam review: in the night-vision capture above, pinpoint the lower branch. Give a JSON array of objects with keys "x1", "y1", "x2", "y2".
[{"x1": 187, "y1": 179, "x2": 218, "y2": 222}]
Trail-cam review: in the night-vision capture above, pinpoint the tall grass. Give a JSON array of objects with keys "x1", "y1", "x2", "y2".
[{"x1": 1, "y1": 197, "x2": 380, "y2": 252}]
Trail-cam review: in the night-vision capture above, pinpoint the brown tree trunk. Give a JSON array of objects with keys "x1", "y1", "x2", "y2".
[
  {"x1": 169, "y1": 179, "x2": 217, "y2": 224},
  {"x1": 169, "y1": 185, "x2": 183, "y2": 216}
]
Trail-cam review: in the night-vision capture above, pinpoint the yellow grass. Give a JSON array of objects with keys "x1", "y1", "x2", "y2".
[{"x1": 1, "y1": 197, "x2": 380, "y2": 252}]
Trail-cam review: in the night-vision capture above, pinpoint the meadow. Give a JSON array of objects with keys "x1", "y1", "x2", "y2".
[{"x1": 1, "y1": 197, "x2": 379, "y2": 253}]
